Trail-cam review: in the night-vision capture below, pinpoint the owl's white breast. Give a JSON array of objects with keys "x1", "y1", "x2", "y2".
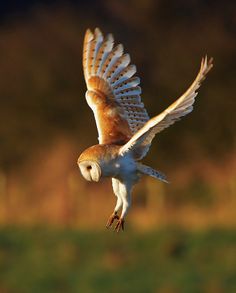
[{"x1": 101, "y1": 153, "x2": 138, "y2": 183}]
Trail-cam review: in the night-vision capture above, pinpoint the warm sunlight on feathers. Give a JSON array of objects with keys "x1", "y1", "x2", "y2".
[{"x1": 78, "y1": 27, "x2": 213, "y2": 232}]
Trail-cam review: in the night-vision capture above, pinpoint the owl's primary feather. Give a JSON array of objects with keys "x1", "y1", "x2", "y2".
[
  {"x1": 79, "y1": 27, "x2": 213, "y2": 232},
  {"x1": 120, "y1": 56, "x2": 213, "y2": 159},
  {"x1": 83, "y1": 28, "x2": 149, "y2": 144}
]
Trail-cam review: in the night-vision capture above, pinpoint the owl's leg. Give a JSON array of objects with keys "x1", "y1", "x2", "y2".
[
  {"x1": 106, "y1": 178, "x2": 122, "y2": 229},
  {"x1": 114, "y1": 182, "x2": 132, "y2": 232}
]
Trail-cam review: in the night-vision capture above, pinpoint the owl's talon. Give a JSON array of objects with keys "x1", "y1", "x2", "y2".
[
  {"x1": 106, "y1": 212, "x2": 119, "y2": 229},
  {"x1": 114, "y1": 218, "x2": 125, "y2": 232}
]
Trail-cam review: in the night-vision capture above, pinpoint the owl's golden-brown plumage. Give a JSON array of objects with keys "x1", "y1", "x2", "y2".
[{"x1": 78, "y1": 28, "x2": 213, "y2": 232}]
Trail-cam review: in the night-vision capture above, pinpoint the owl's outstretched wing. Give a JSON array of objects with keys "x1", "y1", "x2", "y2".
[
  {"x1": 83, "y1": 28, "x2": 149, "y2": 145},
  {"x1": 120, "y1": 56, "x2": 213, "y2": 159}
]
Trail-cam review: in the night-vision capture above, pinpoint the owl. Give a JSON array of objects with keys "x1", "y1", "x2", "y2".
[{"x1": 77, "y1": 28, "x2": 213, "y2": 232}]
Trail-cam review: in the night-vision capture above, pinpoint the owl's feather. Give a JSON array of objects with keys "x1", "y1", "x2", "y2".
[
  {"x1": 85, "y1": 91, "x2": 131, "y2": 144},
  {"x1": 119, "y1": 56, "x2": 213, "y2": 159},
  {"x1": 136, "y1": 163, "x2": 168, "y2": 183},
  {"x1": 83, "y1": 28, "x2": 149, "y2": 144}
]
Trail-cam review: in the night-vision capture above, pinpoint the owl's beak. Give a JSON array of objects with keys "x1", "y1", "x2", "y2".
[{"x1": 91, "y1": 162, "x2": 101, "y2": 182}]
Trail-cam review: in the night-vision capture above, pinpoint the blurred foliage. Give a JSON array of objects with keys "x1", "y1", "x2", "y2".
[
  {"x1": 0, "y1": 0, "x2": 235, "y2": 227},
  {"x1": 0, "y1": 227, "x2": 235, "y2": 292}
]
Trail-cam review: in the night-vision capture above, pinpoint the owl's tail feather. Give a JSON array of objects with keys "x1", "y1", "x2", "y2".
[{"x1": 137, "y1": 163, "x2": 169, "y2": 183}]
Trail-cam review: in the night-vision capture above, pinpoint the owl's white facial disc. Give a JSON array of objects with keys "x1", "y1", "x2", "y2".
[{"x1": 78, "y1": 160, "x2": 101, "y2": 182}]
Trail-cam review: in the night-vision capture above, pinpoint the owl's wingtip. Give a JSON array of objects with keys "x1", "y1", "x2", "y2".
[{"x1": 85, "y1": 28, "x2": 94, "y2": 40}]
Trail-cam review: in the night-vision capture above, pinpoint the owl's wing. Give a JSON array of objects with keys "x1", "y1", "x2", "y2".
[
  {"x1": 83, "y1": 28, "x2": 149, "y2": 145},
  {"x1": 120, "y1": 56, "x2": 213, "y2": 159}
]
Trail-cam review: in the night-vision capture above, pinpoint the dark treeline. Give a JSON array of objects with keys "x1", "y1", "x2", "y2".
[{"x1": 0, "y1": 0, "x2": 235, "y2": 171}]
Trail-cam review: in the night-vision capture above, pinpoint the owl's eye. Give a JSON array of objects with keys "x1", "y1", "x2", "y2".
[{"x1": 87, "y1": 165, "x2": 92, "y2": 170}]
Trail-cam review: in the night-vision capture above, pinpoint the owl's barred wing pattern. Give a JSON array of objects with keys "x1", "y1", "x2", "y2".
[
  {"x1": 83, "y1": 28, "x2": 149, "y2": 145},
  {"x1": 120, "y1": 56, "x2": 213, "y2": 159}
]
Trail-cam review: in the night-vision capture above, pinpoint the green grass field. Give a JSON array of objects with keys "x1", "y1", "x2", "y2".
[{"x1": 0, "y1": 227, "x2": 235, "y2": 292}]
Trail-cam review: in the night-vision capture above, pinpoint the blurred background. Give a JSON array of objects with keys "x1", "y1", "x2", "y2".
[{"x1": 0, "y1": 0, "x2": 235, "y2": 292}]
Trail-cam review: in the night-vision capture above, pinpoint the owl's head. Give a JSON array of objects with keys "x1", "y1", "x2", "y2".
[
  {"x1": 78, "y1": 144, "x2": 120, "y2": 181},
  {"x1": 77, "y1": 145, "x2": 104, "y2": 182}
]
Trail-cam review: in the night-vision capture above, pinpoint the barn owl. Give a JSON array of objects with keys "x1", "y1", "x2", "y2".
[{"x1": 77, "y1": 28, "x2": 213, "y2": 232}]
